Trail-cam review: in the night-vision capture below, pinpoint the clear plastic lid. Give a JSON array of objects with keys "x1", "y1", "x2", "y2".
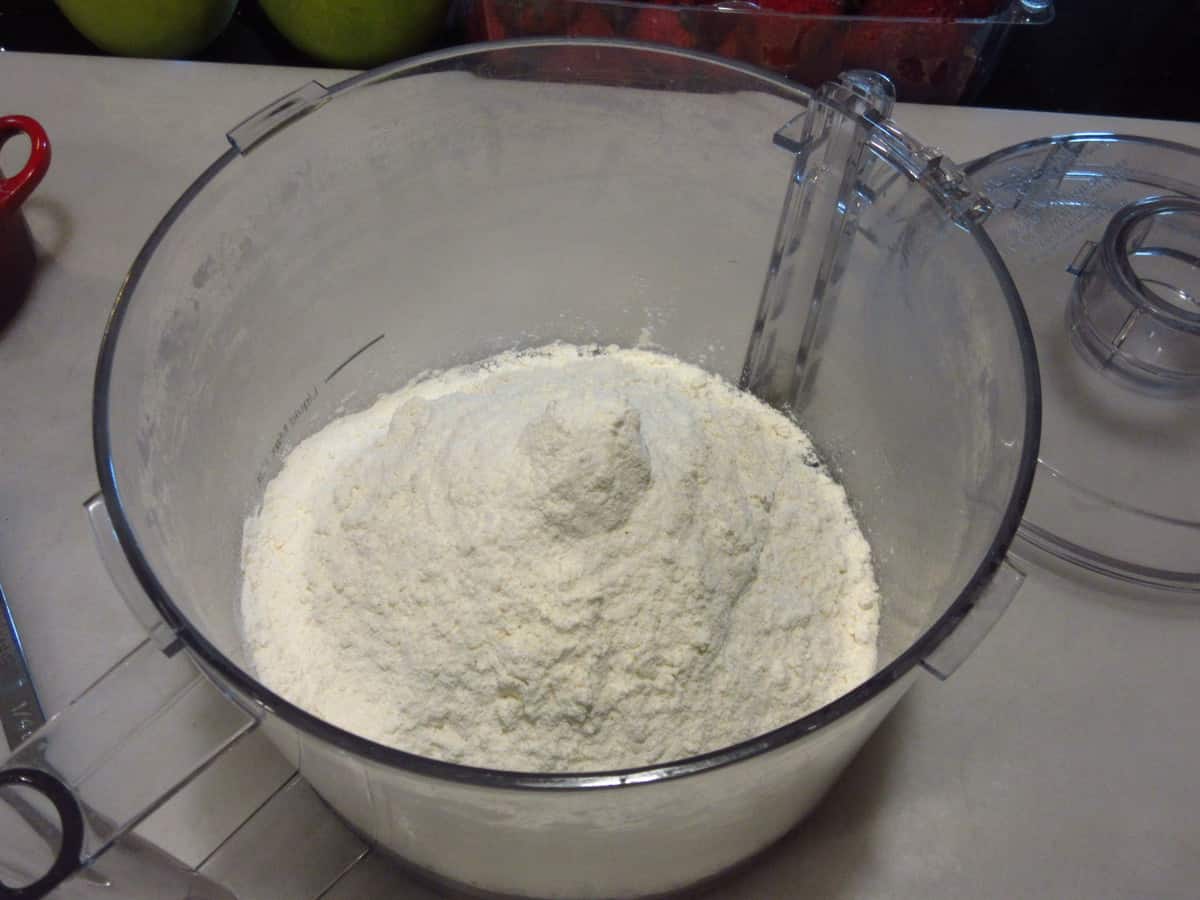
[{"x1": 969, "y1": 134, "x2": 1200, "y2": 593}]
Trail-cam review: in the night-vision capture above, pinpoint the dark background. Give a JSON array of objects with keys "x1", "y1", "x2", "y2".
[{"x1": 3, "y1": 1, "x2": 1199, "y2": 123}]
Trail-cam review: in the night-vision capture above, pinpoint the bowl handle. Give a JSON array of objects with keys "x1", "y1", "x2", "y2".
[
  {"x1": 741, "y1": 70, "x2": 992, "y2": 411},
  {"x1": 0, "y1": 497, "x2": 259, "y2": 899},
  {"x1": 0, "y1": 117, "x2": 51, "y2": 216},
  {"x1": 920, "y1": 557, "x2": 1026, "y2": 680}
]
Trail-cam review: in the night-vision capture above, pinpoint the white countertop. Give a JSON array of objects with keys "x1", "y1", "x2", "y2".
[{"x1": 2, "y1": 50, "x2": 1199, "y2": 899}]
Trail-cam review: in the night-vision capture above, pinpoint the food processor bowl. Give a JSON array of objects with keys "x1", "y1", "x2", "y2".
[{"x1": 0, "y1": 42, "x2": 1038, "y2": 899}]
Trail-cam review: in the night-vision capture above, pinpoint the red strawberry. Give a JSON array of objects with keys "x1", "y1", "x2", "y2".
[
  {"x1": 757, "y1": 19, "x2": 806, "y2": 69},
  {"x1": 740, "y1": 0, "x2": 845, "y2": 83},
  {"x1": 686, "y1": 4, "x2": 741, "y2": 51},
  {"x1": 714, "y1": 27, "x2": 743, "y2": 61},
  {"x1": 568, "y1": 5, "x2": 617, "y2": 37},
  {"x1": 516, "y1": 0, "x2": 573, "y2": 35},
  {"x1": 629, "y1": 6, "x2": 699, "y2": 49},
  {"x1": 472, "y1": 0, "x2": 510, "y2": 40},
  {"x1": 843, "y1": 5, "x2": 977, "y2": 100},
  {"x1": 601, "y1": 3, "x2": 639, "y2": 32}
]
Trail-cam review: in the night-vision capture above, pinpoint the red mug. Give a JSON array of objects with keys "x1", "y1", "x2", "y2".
[{"x1": 1, "y1": 115, "x2": 52, "y2": 317}]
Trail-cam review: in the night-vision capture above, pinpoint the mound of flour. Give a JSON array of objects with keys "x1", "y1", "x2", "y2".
[{"x1": 241, "y1": 345, "x2": 879, "y2": 771}]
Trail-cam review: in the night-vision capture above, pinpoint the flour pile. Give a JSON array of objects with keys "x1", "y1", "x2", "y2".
[{"x1": 240, "y1": 345, "x2": 879, "y2": 771}]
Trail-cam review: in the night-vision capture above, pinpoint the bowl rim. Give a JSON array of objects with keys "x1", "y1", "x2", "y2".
[
  {"x1": 93, "y1": 38, "x2": 1042, "y2": 791},
  {"x1": 473, "y1": 0, "x2": 1055, "y2": 25}
]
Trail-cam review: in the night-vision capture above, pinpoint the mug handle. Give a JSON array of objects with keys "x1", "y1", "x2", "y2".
[{"x1": 0, "y1": 116, "x2": 51, "y2": 214}]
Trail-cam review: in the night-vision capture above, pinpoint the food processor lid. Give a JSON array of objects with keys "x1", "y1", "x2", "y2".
[{"x1": 968, "y1": 134, "x2": 1200, "y2": 593}]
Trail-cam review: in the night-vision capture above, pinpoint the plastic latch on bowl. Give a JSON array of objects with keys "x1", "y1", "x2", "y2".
[
  {"x1": 867, "y1": 121, "x2": 992, "y2": 228},
  {"x1": 920, "y1": 558, "x2": 1025, "y2": 680},
  {"x1": 773, "y1": 69, "x2": 897, "y2": 154},
  {"x1": 743, "y1": 71, "x2": 901, "y2": 408},
  {"x1": 745, "y1": 70, "x2": 993, "y2": 411},
  {"x1": 774, "y1": 73, "x2": 991, "y2": 230},
  {"x1": 85, "y1": 493, "x2": 182, "y2": 656},
  {"x1": 227, "y1": 80, "x2": 331, "y2": 154}
]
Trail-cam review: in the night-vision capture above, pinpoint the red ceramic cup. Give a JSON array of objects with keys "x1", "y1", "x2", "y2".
[{"x1": 1, "y1": 115, "x2": 52, "y2": 314}]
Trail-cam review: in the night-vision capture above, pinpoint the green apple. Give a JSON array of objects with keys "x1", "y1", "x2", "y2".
[
  {"x1": 259, "y1": 0, "x2": 449, "y2": 68},
  {"x1": 55, "y1": 0, "x2": 237, "y2": 58}
]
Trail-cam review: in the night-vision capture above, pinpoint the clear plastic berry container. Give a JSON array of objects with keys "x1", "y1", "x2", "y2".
[{"x1": 466, "y1": 0, "x2": 1053, "y2": 102}]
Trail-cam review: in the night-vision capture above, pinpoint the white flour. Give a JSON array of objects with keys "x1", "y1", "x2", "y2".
[{"x1": 241, "y1": 345, "x2": 879, "y2": 771}]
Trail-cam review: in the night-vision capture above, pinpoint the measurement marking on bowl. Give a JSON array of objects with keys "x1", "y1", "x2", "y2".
[
  {"x1": 256, "y1": 386, "x2": 321, "y2": 488},
  {"x1": 325, "y1": 333, "x2": 385, "y2": 384},
  {"x1": 253, "y1": 335, "x2": 388, "y2": 488},
  {"x1": 271, "y1": 386, "x2": 320, "y2": 454}
]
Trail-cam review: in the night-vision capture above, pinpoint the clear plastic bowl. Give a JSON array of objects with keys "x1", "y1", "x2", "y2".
[
  {"x1": 466, "y1": 0, "x2": 1054, "y2": 102},
  {"x1": 1, "y1": 41, "x2": 1039, "y2": 899}
]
